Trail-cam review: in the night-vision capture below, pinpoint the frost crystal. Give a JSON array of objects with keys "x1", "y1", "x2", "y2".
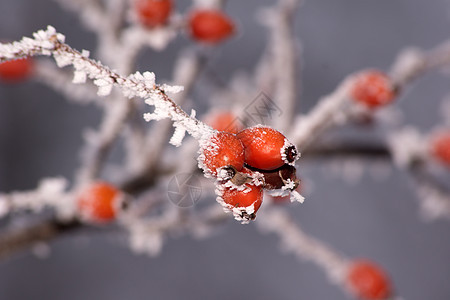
[
  {"x1": 169, "y1": 124, "x2": 187, "y2": 147},
  {"x1": 161, "y1": 84, "x2": 184, "y2": 94},
  {"x1": 290, "y1": 190, "x2": 305, "y2": 203},
  {"x1": 388, "y1": 127, "x2": 426, "y2": 167},
  {"x1": 73, "y1": 70, "x2": 87, "y2": 84}
]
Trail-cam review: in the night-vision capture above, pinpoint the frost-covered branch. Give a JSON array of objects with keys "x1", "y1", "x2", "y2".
[
  {"x1": 258, "y1": 0, "x2": 302, "y2": 131},
  {"x1": 291, "y1": 40, "x2": 450, "y2": 151},
  {"x1": 34, "y1": 60, "x2": 99, "y2": 104},
  {"x1": 0, "y1": 26, "x2": 213, "y2": 142},
  {"x1": 291, "y1": 76, "x2": 354, "y2": 149},
  {"x1": 125, "y1": 49, "x2": 206, "y2": 183},
  {"x1": 0, "y1": 177, "x2": 73, "y2": 220},
  {"x1": 124, "y1": 202, "x2": 229, "y2": 256},
  {"x1": 257, "y1": 208, "x2": 349, "y2": 284}
]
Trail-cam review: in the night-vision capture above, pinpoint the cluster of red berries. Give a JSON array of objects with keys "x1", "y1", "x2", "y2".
[
  {"x1": 350, "y1": 70, "x2": 396, "y2": 108},
  {"x1": 201, "y1": 114, "x2": 300, "y2": 223},
  {"x1": 0, "y1": 57, "x2": 34, "y2": 82},
  {"x1": 346, "y1": 259, "x2": 392, "y2": 300},
  {"x1": 133, "y1": 0, "x2": 235, "y2": 44},
  {"x1": 430, "y1": 130, "x2": 450, "y2": 167},
  {"x1": 77, "y1": 181, "x2": 124, "y2": 223}
]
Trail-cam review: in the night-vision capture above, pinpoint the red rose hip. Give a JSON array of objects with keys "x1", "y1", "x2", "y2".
[
  {"x1": 77, "y1": 181, "x2": 121, "y2": 223},
  {"x1": 237, "y1": 126, "x2": 298, "y2": 171},
  {"x1": 350, "y1": 70, "x2": 395, "y2": 108},
  {"x1": 135, "y1": 0, "x2": 173, "y2": 28},
  {"x1": 188, "y1": 9, "x2": 234, "y2": 44},
  {"x1": 0, "y1": 57, "x2": 33, "y2": 82},
  {"x1": 199, "y1": 131, "x2": 245, "y2": 177},
  {"x1": 431, "y1": 130, "x2": 450, "y2": 166},
  {"x1": 219, "y1": 183, "x2": 263, "y2": 222}
]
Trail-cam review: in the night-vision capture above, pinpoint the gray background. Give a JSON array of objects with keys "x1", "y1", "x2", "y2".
[{"x1": 1, "y1": 0, "x2": 450, "y2": 299}]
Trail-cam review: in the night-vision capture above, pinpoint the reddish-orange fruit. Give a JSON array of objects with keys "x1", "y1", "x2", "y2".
[
  {"x1": 200, "y1": 131, "x2": 245, "y2": 177},
  {"x1": 431, "y1": 131, "x2": 450, "y2": 166},
  {"x1": 77, "y1": 182, "x2": 121, "y2": 223},
  {"x1": 188, "y1": 10, "x2": 234, "y2": 44},
  {"x1": 350, "y1": 70, "x2": 395, "y2": 108},
  {"x1": 237, "y1": 126, "x2": 298, "y2": 171},
  {"x1": 205, "y1": 111, "x2": 242, "y2": 134},
  {"x1": 135, "y1": 0, "x2": 173, "y2": 27},
  {"x1": 0, "y1": 58, "x2": 33, "y2": 82},
  {"x1": 221, "y1": 184, "x2": 263, "y2": 220},
  {"x1": 347, "y1": 260, "x2": 392, "y2": 300}
]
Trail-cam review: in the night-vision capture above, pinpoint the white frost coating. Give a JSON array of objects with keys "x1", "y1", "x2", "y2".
[
  {"x1": 0, "y1": 198, "x2": 9, "y2": 218},
  {"x1": 121, "y1": 26, "x2": 177, "y2": 52},
  {"x1": 0, "y1": 177, "x2": 74, "y2": 220},
  {"x1": 169, "y1": 124, "x2": 187, "y2": 147},
  {"x1": 54, "y1": 52, "x2": 73, "y2": 67},
  {"x1": 1, "y1": 27, "x2": 214, "y2": 143},
  {"x1": 196, "y1": 130, "x2": 221, "y2": 178},
  {"x1": 129, "y1": 222, "x2": 164, "y2": 257},
  {"x1": 222, "y1": 179, "x2": 252, "y2": 192},
  {"x1": 266, "y1": 189, "x2": 290, "y2": 198},
  {"x1": 291, "y1": 77, "x2": 354, "y2": 148},
  {"x1": 161, "y1": 84, "x2": 184, "y2": 94},
  {"x1": 73, "y1": 70, "x2": 87, "y2": 84},
  {"x1": 0, "y1": 26, "x2": 60, "y2": 61},
  {"x1": 93, "y1": 78, "x2": 114, "y2": 96},
  {"x1": 416, "y1": 182, "x2": 450, "y2": 221},
  {"x1": 387, "y1": 127, "x2": 427, "y2": 167},
  {"x1": 389, "y1": 47, "x2": 425, "y2": 85},
  {"x1": 192, "y1": 0, "x2": 223, "y2": 9},
  {"x1": 289, "y1": 190, "x2": 305, "y2": 203},
  {"x1": 35, "y1": 61, "x2": 99, "y2": 103}
]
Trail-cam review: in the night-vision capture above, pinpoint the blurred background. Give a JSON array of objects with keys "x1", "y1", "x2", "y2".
[{"x1": 0, "y1": 0, "x2": 450, "y2": 299}]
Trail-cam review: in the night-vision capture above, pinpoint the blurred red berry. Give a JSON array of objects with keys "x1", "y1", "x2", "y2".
[
  {"x1": 135, "y1": 0, "x2": 173, "y2": 27},
  {"x1": 77, "y1": 182, "x2": 121, "y2": 223},
  {"x1": 347, "y1": 259, "x2": 392, "y2": 300},
  {"x1": 205, "y1": 111, "x2": 242, "y2": 134},
  {"x1": 237, "y1": 126, "x2": 298, "y2": 171},
  {"x1": 351, "y1": 70, "x2": 395, "y2": 108},
  {"x1": 200, "y1": 131, "x2": 245, "y2": 177},
  {"x1": 0, "y1": 57, "x2": 33, "y2": 82},
  {"x1": 431, "y1": 131, "x2": 450, "y2": 166},
  {"x1": 188, "y1": 9, "x2": 234, "y2": 44}
]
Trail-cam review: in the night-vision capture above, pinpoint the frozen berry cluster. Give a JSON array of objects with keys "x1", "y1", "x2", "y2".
[{"x1": 199, "y1": 118, "x2": 301, "y2": 223}]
